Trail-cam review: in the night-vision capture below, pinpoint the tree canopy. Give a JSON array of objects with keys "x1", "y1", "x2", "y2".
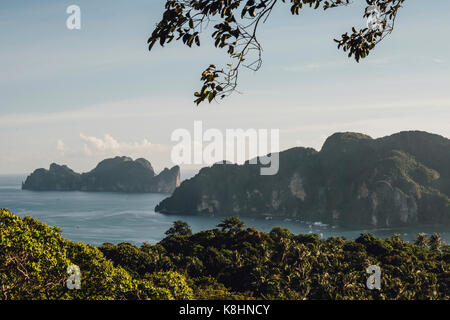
[
  {"x1": 0, "y1": 209, "x2": 192, "y2": 300},
  {"x1": 148, "y1": 0, "x2": 405, "y2": 104},
  {"x1": 165, "y1": 220, "x2": 193, "y2": 238},
  {"x1": 217, "y1": 216, "x2": 246, "y2": 233},
  {"x1": 3, "y1": 209, "x2": 448, "y2": 300}
]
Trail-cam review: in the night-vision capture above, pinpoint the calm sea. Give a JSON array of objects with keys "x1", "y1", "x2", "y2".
[{"x1": 0, "y1": 174, "x2": 448, "y2": 246}]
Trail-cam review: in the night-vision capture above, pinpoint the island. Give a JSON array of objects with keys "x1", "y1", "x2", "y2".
[
  {"x1": 155, "y1": 131, "x2": 450, "y2": 227},
  {"x1": 22, "y1": 156, "x2": 180, "y2": 193}
]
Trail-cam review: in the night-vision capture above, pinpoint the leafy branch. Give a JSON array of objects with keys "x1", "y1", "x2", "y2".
[{"x1": 148, "y1": 0, "x2": 405, "y2": 105}]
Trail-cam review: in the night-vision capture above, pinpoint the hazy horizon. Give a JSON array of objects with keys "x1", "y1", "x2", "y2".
[
  {"x1": 1, "y1": 0, "x2": 449, "y2": 174},
  {"x1": 2, "y1": 129, "x2": 449, "y2": 177}
]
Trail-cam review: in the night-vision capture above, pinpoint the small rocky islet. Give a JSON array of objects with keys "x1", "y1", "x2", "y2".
[{"x1": 22, "y1": 156, "x2": 180, "y2": 193}]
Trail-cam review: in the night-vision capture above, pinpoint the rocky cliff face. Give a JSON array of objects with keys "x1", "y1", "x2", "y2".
[
  {"x1": 21, "y1": 163, "x2": 82, "y2": 191},
  {"x1": 155, "y1": 131, "x2": 450, "y2": 227},
  {"x1": 22, "y1": 156, "x2": 180, "y2": 194},
  {"x1": 147, "y1": 166, "x2": 181, "y2": 193}
]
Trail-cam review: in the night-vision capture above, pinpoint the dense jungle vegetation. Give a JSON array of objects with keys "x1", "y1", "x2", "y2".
[{"x1": 1, "y1": 209, "x2": 449, "y2": 300}]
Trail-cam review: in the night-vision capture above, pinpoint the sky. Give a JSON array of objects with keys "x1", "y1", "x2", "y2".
[{"x1": 0, "y1": 0, "x2": 449, "y2": 175}]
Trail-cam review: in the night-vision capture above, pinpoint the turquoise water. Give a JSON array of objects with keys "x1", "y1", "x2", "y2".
[{"x1": 0, "y1": 175, "x2": 448, "y2": 246}]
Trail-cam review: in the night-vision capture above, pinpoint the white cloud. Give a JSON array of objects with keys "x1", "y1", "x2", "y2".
[
  {"x1": 80, "y1": 133, "x2": 169, "y2": 158},
  {"x1": 56, "y1": 139, "x2": 64, "y2": 151},
  {"x1": 56, "y1": 139, "x2": 65, "y2": 155}
]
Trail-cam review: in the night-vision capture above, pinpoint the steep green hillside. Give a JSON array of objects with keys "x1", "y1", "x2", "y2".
[
  {"x1": 156, "y1": 131, "x2": 450, "y2": 227},
  {"x1": 0, "y1": 209, "x2": 192, "y2": 300}
]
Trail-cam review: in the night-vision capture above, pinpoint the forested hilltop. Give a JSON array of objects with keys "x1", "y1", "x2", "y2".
[
  {"x1": 1, "y1": 209, "x2": 449, "y2": 300},
  {"x1": 156, "y1": 131, "x2": 450, "y2": 227}
]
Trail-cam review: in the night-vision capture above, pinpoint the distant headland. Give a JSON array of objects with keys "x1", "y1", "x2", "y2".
[{"x1": 22, "y1": 156, "x2": 180, "y2": 193}]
